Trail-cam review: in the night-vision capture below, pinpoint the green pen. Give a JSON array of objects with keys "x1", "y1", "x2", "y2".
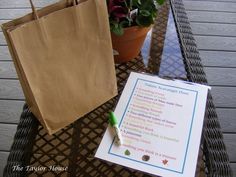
[{"x1": 109, "y1": 111, "x2": 123, "y2": 146}]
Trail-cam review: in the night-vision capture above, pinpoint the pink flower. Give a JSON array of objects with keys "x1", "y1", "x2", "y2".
[
  {"x1": 107, "y1": 0, "x2": 128, "y2": 21},
  {"x1": 110, "y1": 6, "x2": 128, "y2": 18}
]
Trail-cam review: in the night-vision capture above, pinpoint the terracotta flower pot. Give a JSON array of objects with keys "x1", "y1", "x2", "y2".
[{"x1": 111, "y1": 26, "x2": 151, "y2": 63}]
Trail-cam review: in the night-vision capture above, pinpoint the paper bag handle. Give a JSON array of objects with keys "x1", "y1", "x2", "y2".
[
  {"x1": 29, "y1": 0, "x2": 79, "y2": 20},
  {"x1": 71, "y1": 0, "x2": 79, "y2": 5},
  {"x1": 29, "y1": 0, "x2": 39, "y2": 19}
]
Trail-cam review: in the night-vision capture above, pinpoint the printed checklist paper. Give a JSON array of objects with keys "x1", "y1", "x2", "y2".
[{"x1": 95, "y1": 72, "x2": 210, "y2": 177}]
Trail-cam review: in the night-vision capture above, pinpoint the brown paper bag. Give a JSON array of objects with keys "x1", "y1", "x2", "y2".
[{"x1": 1, "y1": 0, "x2": 117, "y2": 134}]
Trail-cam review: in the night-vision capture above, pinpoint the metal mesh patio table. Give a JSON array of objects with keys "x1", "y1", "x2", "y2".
[{"x1": 3, "y1": 0, "x2": 232, "y2": 176}]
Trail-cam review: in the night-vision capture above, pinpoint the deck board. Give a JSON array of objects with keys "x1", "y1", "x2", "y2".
[
  {"x1": 0, "y1": 124, "x2": 17, "y2": 151},
  {"x1": 0, "y1": 46, "x2": 11, "y2": 61},
  {"x1": 0, "y1": 0, "x2": 57, "y2": 8},
  {"x1": 200, "y1": 51, "x2": 236, "y2": 67},
  {"x1": 211, "y1": 87, "x2": 236, "y2": 108},
  {"x1": 0, "y1": 152, "x2": 9, "y2": 176},
  {"x1": 184, "y1": 1, "x2": 236, "y2": 12},
  {"x1": 195, "y1": 36, "x2": 236, "y2": 51},
  {"x1": 184, "y1": 0, "x2": 236, "y2": 175},
  {"x1": 217, "y1": 108, "x2": 236, "y2": 133},
  {"x1": 224, "y1": 134, "x2": 236, "y2": 162},
  {"x1": 0, "y1": 20, "x2": 7, "y2": 32},
  {"x1": 0, "y1": 100, "x2": 24, "y2": 124},
  {"x1": 0, "y1": 80, "x2": 24, "y2": 100},
  {"x1": 190, "y1": 23, "x2": 236, "y2": 37},
  {"x1": 0, "y1": 9, "x2": 31, "y2": 20},
  {"x1": 0, "y1": 32, "x2": 5, "y2": 45},
  {"x1": 0, "y1": 61, "x2": 17, "y2": 79},
  {"x1": 232, "y1": 164, "x2": 236, "y2": 177},
  {"x1": 186, "y1": 11, "x2": 236, "y2": 23},
  {"x1": 205, "y1": 68, "x2": 236, "y2": 86}
]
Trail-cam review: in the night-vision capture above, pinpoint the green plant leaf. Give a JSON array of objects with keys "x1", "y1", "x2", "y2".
[
  {"x1": 120, "y1": 20, "x2": 130, "y2": 27},
  {"x1": 140, "y1": 10, "x2": 151, "y2": 17},
  {"x1": 132, "y1": 0, "x2": 141, "y2": 7},
  {"x1": 129, "y1": 0, "x2": 132, "y2": 8},
  {"x1": 107, "y1": 0, "x2": 163, "y2": 29},
  {"x1": 110, "y1": 22, "x2": 124, "y2": 36},
  {"x1": 155, "y1": 0, "x2": 165, "y2": 5},
  {"x1": 136, "y1": 15, "x2": 153, "y2": 27},
  {"x1": 139, "y1": 0, "x2": 154, "y2": 9},
  {"x1": 112, "y1": 27, "x2": 123, "y2": 36}
]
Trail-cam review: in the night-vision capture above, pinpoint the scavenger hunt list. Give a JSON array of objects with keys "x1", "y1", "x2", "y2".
[{"x1": 96, "y1": 72, "x2": 209, "y2": 177}]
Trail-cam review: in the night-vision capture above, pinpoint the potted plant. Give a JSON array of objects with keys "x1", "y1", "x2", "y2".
[{"x1": 107, "y1": 0, "x2": 165, "y2": 63}]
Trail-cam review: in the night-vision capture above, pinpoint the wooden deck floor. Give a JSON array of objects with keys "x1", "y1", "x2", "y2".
[
  {"x1": 0, "y1": 0, "x2": 236, "y2": 176},
  {"x1": 183, "y1": 0, "x2": 236, "y2": 175}
]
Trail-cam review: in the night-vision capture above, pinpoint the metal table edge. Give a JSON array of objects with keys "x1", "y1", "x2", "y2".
[{"x1": 170, "y1": 0, "x2": 232, "y2": 176}]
